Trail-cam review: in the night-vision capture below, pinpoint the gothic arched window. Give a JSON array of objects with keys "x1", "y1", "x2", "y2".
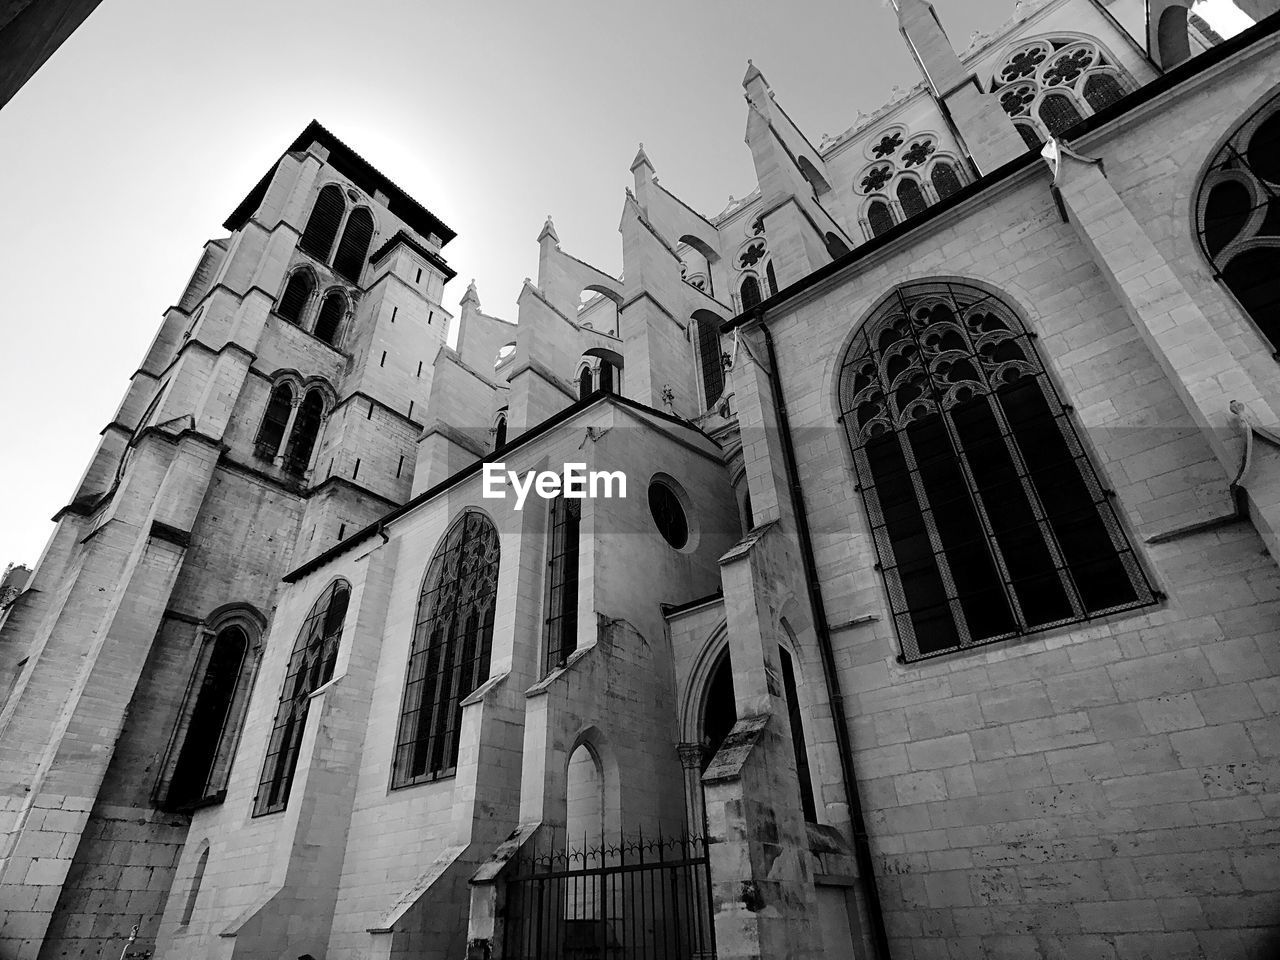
[
  {"x1": 1195, "y1": 91, "x2": 1280, "y2": 350},
  {"x1": 255, "y1": 382, "x2": 294, "y2": 461},
  {"x1": 1015, "y1": 122, "x2": 1044, "y2": 152},
  {"x1": 898, "y1": 179, "x2": 928, "y2": 219},
  {"x1": 931, "y1": 163, "x2": 963, "y2": 201},
  {"x1": 333, "y1": 207, "x2": 374, "y2": 282},
  {"x1": 696, "y1": 313, "x2": 725, "y2": 407},
  {"x1": 284, "y1": 389, "x2": 325, "y2": 476},
  {"x1": 740, "y1": 275, "x2": 762, "y2": 311},
  {"x1": 543, "y1": 494, "x2": 581, "y2": 674},
  {"x1": 1039, "y1": 93, "x2": 1084, "y2": 137},
  {"x1": 299, "y1": 184, "x2": 345, "y2": 262},
  {"x1": 1083, "y1": 72, "x2": 1125, "y2": 114},
  {"x1": 838, "y1": 280, "x2": 1155, "y2": 661},
  {"x1": 163, "y1": 620, "x2": 256, "y2": 809},
  {"x1": 392, "y1": 511, "x2": 499, "y2": 786},
  {"x1": 493, "y1": 414, "x2": 508, "y2": 450},
  {"x1": 766, "y1": 261, "x2": 779, "y2": 297},
  {"x1": 254, "y1": 580, "x2": 350, "y2": 815},
  {"x1": 314, "y1": 291, "x2": 345, "y2": 345},
  {"x1": 598, "y1": 360, "x2": 616, "y2": 395},
  {"x1": 578, "y1": 366, "x2": 594, "y2": 399},
  {"x1": 867, "y1": 200, "x2": 895, "y2": 238},
  {"x1": 277, "y1": 271, "x2": 313, "y2": 325}
]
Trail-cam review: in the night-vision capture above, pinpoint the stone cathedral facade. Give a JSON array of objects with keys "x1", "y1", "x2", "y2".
[{"x1": 5, "y1": 0, "x2": 1280, "y2": 957}]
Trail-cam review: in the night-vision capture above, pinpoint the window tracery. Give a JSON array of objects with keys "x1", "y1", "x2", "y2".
[
  {"x1": 1195, "y1": 91, "x2": 1280, "y2": 351},
  {"x1": 392, "y1": 511, "x2": 499, "y2": 786},
  {"x1": 856, "y1": 129, "x2": 966, "y2": 240},
  {"x1": 838, "y1": 280, "x2": 1155, "y2": 661},
  {"x1": 254, "y1": 580, "x2": 350, "y2": 815},
  {"x1": 992, "y1": 37, "x2": 1129, "y2": 143}
]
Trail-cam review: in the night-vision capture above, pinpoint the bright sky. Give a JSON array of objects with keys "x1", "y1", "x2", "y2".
[{"x1": 0, "y1": 0, "x2": 1252, "y2": 567}]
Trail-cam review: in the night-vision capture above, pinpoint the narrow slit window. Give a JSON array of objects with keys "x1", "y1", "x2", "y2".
[{"x1": 543, "y1": 494, "x2": 581, "y2": 675}]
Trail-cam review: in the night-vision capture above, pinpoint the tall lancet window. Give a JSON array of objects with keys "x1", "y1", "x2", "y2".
[
  {"x1": 299, "y1": 184, "x2": 346, "y2": 262},
  {"x1": 254, "y1": 580, "x2": 350, "y2": 815},
  {"x1": 838, "y1": 280, "x2": 1155, "y2": 661},
  {"x1": 333, "y1": 207, "x2": 374, "y2": 282},
  {"x1": 393, "y1": 510, "x2": 500, "y2": 786},
  {"x1": 696, "y1": 312, "x2": 725, "y2": 407},
  {"x1": 543, "y1": 494, "x2": 581, "y2": 675}
]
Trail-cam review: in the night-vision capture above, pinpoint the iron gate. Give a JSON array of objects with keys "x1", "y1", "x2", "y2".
[{"x1": 501, "y1": 832, "x2": 716, "y2": 960}]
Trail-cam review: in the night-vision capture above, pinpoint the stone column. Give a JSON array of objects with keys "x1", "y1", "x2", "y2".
[{"x1": 677, "y1": 743, "x2": 707, "y2": 835}]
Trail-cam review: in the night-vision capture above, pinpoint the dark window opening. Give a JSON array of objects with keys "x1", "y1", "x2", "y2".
[
  {"x1": 1039, "y1": 93, "x2": 1084, "y2": 137},
  {"x1": 931, "y1": 163, "x2": 962, "y2": 201},
  {"x1": 696, "y1": 314, "x2": 724, "y2": 408},
  {"x1": 397, "y1": 455, "x2": 405, "y2": 478},
  {"x1": 255, "y1": 383, "x2": 294, "y2": 461},
  {"x1": 494, "y1": 416, "x2": 507, "y2": 450},
  {"x1": 299, "y1": 184, "x2": 345, "y2": 262},
  {"x1": 180, "y1": 849, "x2": 208, "y2": 925},
  {"x1": 579, "y1": 367, "x2": 593, "y2": 399},
  {"x1": 700, "y1": 652, "x2": 736, "y2": 771},
  {"x1": 598, "y1": 361, "x2": 615, "y2": 395},
  {"x1": 254, "y1": 580, "x2": 349, "y2": 815},
  {"x1": 314, "y1": 292, "x2": 344, "y2": 345},
  {"x1": 741, "y1": 275, "x2": 762, "y2": 311},
  {"x1": 284, "y1": 390, "x2": 324, "y2": 476},
  {"x1": 333, "y1": 208, "x2": 374, "y2": 282},
  {"x1": 766, "y1": 261, "x2": 779, "y2": 297},
  {"x1": 839, "y1": 280, "x2": 1156, "y2": 661},
  {"x1": 277, "y1": 272, "x2": 313, "y2": 325},
  {"x1": 898, "y1": 178, "x2": 928, "y2": 219},
  {"x1": 543, "y1": 495, "x2": 581, "y2": 675},
  {"x1": 867, "y1": 200, "x2": 894, "y2": 237},
  {"x1": 1083, "y1": 73, "x2": 1125, "y2": 114},
  {"x1": 167, "y1": 625, "x2": 248, "y2": 809},
  {"x1": 779, "y1": 647, "x2": 817, "y2": 822},
  {"x1": 393, "y1": 511, "x2": 499, "y2": 786},
  {"x1": 649, "y1": 480, "x2": 688, "y2": 549}
]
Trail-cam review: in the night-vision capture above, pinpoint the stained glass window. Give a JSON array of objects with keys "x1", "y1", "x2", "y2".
[
  {"x1": 392, "y1": 511, "x2": 499, "y2": 786},
  {"x1": 254, "y1": 580, "x2": 350, "y2": 814},
  {"x1": 838, "y1": 281, "x2": 1155, "y2": 661}
]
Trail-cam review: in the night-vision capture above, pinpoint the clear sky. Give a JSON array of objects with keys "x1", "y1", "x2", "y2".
[{"x1": 0, "y1": 0, "x2": 1251, "y2": 568}]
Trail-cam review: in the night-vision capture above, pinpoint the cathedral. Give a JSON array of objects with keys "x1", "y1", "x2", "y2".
[{"x1": 4, "y1": 0, "x2": 1280, "y2": 957}]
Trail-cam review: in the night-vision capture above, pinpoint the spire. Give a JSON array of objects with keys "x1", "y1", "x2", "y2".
[
  {"x1": 630, "y1": 143, "x2": 654, "y2": 175},
  {"x1": 742, "y1": 58, "x2": 766, "y2": 88},
  {"x1": 537, "y1": 215, "x2": 559, "y2": 246},
  {"x1": 460, "y1": 278, "x2": 480, "y2": 310}
]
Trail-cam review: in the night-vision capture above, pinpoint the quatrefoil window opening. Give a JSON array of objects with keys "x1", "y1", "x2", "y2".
[{"x1": 739, "y1": 241, "x2": 767, "y2": 268}]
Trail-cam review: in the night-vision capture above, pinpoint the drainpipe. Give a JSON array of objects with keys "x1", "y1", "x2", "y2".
[{"x1": 760, "y1": 323, "x2": 892, "y2": 960}]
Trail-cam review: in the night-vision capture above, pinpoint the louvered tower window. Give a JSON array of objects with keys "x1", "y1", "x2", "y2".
[
  {"x1": 277, "y1": 272, "x2": 313, "y2": 324},
  {"x1": 284, "y1": 390, "x2": 324, "y2": 476},
  {"x1": 314, "y1": 291, "x2": 344, "y2": 345},
  {"x1": 543, "y1": 494, "x2": 581, "y2": 674},
  {"x1": 255, "y1": 383, "x2": 294, "y2": 460},
  {"x1": 333, "y1": 208, "x2": 374, "y2": 282},
  {"x1": 697, "y1": 314, "x2": 724, "y2": 407},
  {"x1": 931, "y1": 163, "x2": 962, "y2": 201},
  {"x1": 838, "y1": 280, "x2": 1155, "y2": 661},
  {"x1": 299, "y1": 184, "x2": 345, "y2": 261},
  {"x1": 898, "y1": 179, "x2": 927, "y2": 219},
  {"x1": 254, "y1": 580, "x2": 350, "y2": 815},
  {"x1": 393, "y1": 510, "x2": 499, "y2": 786}
]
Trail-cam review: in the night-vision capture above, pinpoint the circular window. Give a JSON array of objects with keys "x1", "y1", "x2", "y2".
[{"x1": 648, "y1": 480, "x2": 689, "y2": 549}]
